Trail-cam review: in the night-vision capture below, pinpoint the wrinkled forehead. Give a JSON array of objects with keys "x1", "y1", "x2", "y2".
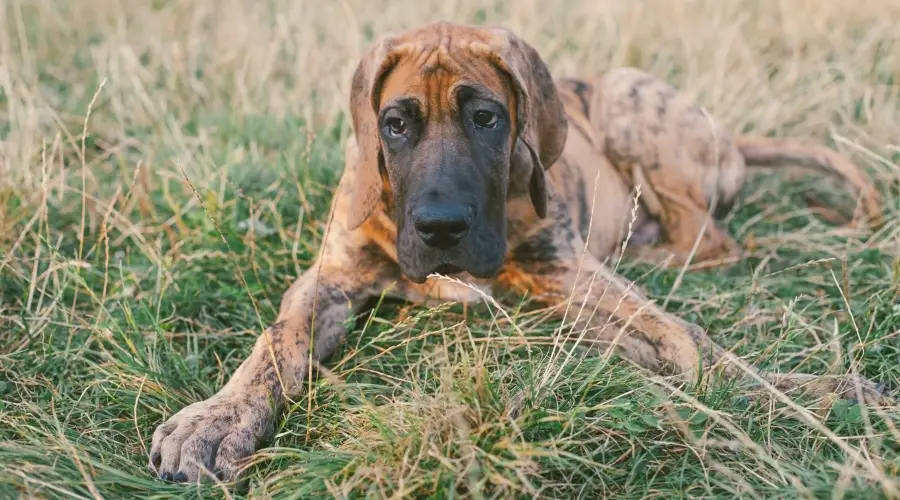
[{"x1": 378, "y1": 47, "x2": 515, "y2": 119}]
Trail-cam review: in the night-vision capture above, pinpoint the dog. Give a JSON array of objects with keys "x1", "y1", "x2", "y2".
[{"x1": 149, "y1": 21, "x2": 889, "y2": 483}]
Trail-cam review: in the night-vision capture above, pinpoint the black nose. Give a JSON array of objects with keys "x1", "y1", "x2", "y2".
[{"x1": 412, "y1": 204, "x2": 471, "y2": 249}]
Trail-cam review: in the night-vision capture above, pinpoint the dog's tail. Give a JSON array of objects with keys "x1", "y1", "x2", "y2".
[{"x1": 736, "y1": 135, "x2": 884, "y2": 227}]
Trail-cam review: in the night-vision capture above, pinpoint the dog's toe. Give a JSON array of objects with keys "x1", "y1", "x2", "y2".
[{"x1": 213, "y1": 428, "x2": 258, "y2": 482}]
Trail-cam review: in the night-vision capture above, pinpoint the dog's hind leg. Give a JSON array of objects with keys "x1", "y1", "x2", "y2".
[{"x1": 622, "y1": 172, "x2": 741, "y2": 267}]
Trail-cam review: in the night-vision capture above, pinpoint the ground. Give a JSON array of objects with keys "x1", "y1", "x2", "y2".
[{"x1": 1, "y1": 0, "x2": 900, "y2": 498}]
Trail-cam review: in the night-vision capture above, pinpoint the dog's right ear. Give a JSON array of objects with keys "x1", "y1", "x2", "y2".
[
  {"x1": 472, "y1": 28, "x2": 568, "y2": 219},
  {"x1": 346, "y1": 34, "x2": 406, "y2": 230}
]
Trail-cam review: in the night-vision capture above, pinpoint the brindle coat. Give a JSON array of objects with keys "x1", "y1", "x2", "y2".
[{"x1": 150, "y1": 22, "x2": 888, "y2": 483}]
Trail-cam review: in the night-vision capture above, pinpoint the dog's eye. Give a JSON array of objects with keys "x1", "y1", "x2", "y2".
[
  {"x1": 473, "y1": 110, "x2": 498, "y2": 129},
  {"x1": 386, "y1": 117, "x2": 407, "y2": 137}
]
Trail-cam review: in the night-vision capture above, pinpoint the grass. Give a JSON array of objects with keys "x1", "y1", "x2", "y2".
[{"x1": 2, "y1": 0, "x2": 900, "y2": 498}]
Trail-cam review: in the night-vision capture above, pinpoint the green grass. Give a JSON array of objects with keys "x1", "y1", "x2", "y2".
[{"x1": 2, "y1": 1, "x2": 900, "y2": 498}]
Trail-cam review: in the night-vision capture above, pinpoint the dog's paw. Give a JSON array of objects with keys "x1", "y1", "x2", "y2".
[{"x1": 149, "y1": 391, "x2": 275, "y2": 483}]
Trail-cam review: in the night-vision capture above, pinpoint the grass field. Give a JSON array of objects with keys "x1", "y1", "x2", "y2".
[{"x1": 2, "y1": 0, "x2": 900, "y2": 498}]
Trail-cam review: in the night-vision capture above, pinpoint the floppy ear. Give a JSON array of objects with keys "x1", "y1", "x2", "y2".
[
  {"x1": 476, "y1": 29, "x2": 568, "y2": 218},
  {"x1": 346, "y1": 34, "x2": 406, "y2": 230}
]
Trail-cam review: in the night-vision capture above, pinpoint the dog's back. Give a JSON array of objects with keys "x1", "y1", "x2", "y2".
[{"x1": 551, "y1": 68, "x2": 880, "y2": 264}]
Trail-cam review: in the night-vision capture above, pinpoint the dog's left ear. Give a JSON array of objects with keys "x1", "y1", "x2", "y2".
[
  {"x1": 346, "y1": 33, "x2": 409, "y2": 230},
  {"x1": 474, "y1": 29, "x2": 568, "y2": 218}
]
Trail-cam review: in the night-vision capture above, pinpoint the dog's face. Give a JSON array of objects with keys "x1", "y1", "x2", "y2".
[
  {"x1": 346, "y1": 22, "x2": 568, "y2": 283},
  {"x1": 376, "y1": 57, "x2": 515, "y2": 282}
]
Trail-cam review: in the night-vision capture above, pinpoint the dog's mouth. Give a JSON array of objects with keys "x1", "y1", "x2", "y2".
[
  {"x1": 405, "y1": 263, "x2": 463, "y2": 284},
  {"x1": 406, "y1": 260, "x2": 501, "y2": 284},
  {"x1": 431, "y1": 263, "x2": 464, "y2": 276}
]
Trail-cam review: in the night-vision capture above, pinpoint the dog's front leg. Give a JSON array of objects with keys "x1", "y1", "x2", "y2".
[
  {"x1": 149, "y1": 241, "x2": 392, "y2": 483},
  {"x1": 499, "y1": 209, "x2": 893, "y2": 402}
]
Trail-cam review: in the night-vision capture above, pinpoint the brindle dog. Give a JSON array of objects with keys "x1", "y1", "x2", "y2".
[{"x1": 150, "y1": 22, "x2": 889, "y2": 483}]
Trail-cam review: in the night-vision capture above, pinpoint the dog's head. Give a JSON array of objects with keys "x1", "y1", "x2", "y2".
[{"x1": 345, "y1": 22, "x2": 567, "y2": 283}]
